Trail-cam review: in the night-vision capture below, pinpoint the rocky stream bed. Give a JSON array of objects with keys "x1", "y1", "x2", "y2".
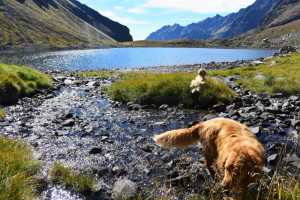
[{"x1": 1, "y1": 58, "x2": 300, "y2": 199}]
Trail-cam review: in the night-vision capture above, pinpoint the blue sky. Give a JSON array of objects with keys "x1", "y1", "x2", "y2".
[{"x1": 78, "y1": 0, "x2": 256, "y2": 41}]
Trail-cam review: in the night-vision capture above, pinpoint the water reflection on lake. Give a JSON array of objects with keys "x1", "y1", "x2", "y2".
[{"x1": 0, "y1": 47, "x2": 278, "y2": 71}]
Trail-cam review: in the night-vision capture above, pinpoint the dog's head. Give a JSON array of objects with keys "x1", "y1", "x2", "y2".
[{"x1": 220, "y1": 139, "x2": 265, "y2": 191}]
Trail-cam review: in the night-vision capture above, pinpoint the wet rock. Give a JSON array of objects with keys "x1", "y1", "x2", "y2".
[
  {"x1": 89, "y1": 147, "x2": 102, "y2": 154},
  {"x1": 140, "y1": 145, "x2": 153, "y2": 153},
  {"x1": 128, "y1": 104, "x2": 142, "y2": 111},
  {"x1": 61, "y1": 119, "x2": 75, "y2": 127},
  {"x1": 112, "y1": 178, "x2": 138, "y2": 200},
  {"x1": 159, "y1": 104, "x2": 169, "y2": 111},
  {"x1": 289, "y1": 95, "x2": 299, "y2": 101},
  {"x1": 268, "y1": 154, "x2": 279, "y2": 165},
  {"x1": 280, "y1": 46, "x2": 296, "y2": 54},
  {"x1": 111, "y1": 165, "x2": 127, "y2": 176}
]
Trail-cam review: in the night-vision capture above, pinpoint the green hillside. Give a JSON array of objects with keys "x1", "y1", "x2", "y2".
[{"x1": 0, "y1": 0, "x2": 132, "y2": 47}]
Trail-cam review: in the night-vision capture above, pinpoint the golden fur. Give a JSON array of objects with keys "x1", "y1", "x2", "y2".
[
  {"x1": 154, "y1": 118, "x2": 265, "y2": 194},
  {"x1": 190, "y1": 69, "x2": 207, "y2": 93}
]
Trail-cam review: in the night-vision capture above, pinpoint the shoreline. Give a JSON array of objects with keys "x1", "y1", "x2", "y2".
[{"x1": 0, "y1": 43, "x2": 279, "y2": 54}]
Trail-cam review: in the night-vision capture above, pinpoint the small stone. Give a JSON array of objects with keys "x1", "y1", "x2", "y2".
[
  {"x1": 89, "y1": 147, "x2": 102, "y2": 154},
  {"x1": 250, "y1": 126, "x2": 260, "y2": 135}
]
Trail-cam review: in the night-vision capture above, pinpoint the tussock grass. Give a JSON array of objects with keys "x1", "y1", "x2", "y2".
[
  {"x1": 209, "y1": 53, "x2": 300, "y2": 96},
  {"x1": 50, "y1": 163, "x2": 96, "y2": 195},
  {"x1": 0, "y1": 63, "x2": 52, "y2": 104},
  {"x1": 108, "y1": 72, "x2": 236, "y2": 108},
  {"x1": 0, "y1": 137, "x2": 41, "y2": 200}
]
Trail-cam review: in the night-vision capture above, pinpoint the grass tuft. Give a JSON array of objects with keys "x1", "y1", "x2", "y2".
[
  {"x1": 50, "y1": 163, "x2": 96, "y2": 195},
  {"x1": 0, "y1": 63, "x2": 52, "y2": 105},
  {"x1": 108, "y1": 72, "x2": 236, "y2": 108},
  {"x1": 0, "y1": 137, "x2": 41, "y2": 200}
]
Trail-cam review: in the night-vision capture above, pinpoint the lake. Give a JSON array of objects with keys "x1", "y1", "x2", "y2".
[{"x1": 0, "y1": 47, "x2": 278, "y2": 71}]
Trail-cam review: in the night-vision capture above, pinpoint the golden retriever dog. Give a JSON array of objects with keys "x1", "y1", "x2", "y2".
[{"x1": 154, "y1": 118, "x2": 265, "y2": 195}]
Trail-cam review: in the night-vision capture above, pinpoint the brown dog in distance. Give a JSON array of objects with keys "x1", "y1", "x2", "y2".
[{"x1": 154, "y1": 118, "x2": 265, "y2": 194}]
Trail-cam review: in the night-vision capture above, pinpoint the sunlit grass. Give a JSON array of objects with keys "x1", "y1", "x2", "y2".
[
  {"x1": 209, "y1": 53, "x2": 300, "y2": 95},
  {"x1": 0, "y1": 137, "x2": 41, "y2": 200},
  {"x1": 0, "y1": 63, "x2": 52, "y2": 104},
  {"x1": 50, "y1": 163, "x2": 96, "y2": 195},
  {"x1": 108, "y1": 72, "x2": 236, "y2": 108}
]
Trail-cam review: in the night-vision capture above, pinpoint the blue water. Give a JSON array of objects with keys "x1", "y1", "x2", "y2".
[{"x1": 3, "y1": 48, "x2": 277, "y2": 71}]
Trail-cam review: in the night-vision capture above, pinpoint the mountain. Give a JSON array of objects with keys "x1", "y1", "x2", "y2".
[
  {"x1": 260, "y1": 0, "x2": 300, "y2": 28},
  {"x1": 0, "y1": 0, "x2": 133, "y2": 47},
  {"x1": 235, "y1": 0, "x2": 300, "y2": 47},
  {"x1": 146, "y1": 0, "x2": 277, "y2": 41}
]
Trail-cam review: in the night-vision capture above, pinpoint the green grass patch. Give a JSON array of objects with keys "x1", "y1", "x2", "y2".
[
  {"x1": 50, "y1": 163, "x2": 96, "y2": 195},
  {"x1": 0, "y1": 63, "x2": 52, "y2": 105},
  {"x1": 72, "y1": 71, "x2": 116, "y2": 79},
  {"x1": 108, "y1": 72, "x2": 236, "y2": 108},
  {"x1": 0, "y1": 109, "x2": 5, "y2": 120},
  {"x1": 0, "y1": 137, "x2": 41, "y2": 200},
  {"x1": 209, "y1": 53, "x2": 300, "y2": 96}
]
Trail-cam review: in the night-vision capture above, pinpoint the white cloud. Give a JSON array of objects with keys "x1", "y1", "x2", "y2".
[
  {"x1": 140, "y1": 0, "x2": 256, "y2": 13},
  {"x1": 98, "y1": 10, "x2": 150, "y2": 25},
  {"x1": 128, "y1": 8, "x2": 146, "y2": 14},
  {"x1": 114, "y1": 6, "x2": 124, "y2": 10}
]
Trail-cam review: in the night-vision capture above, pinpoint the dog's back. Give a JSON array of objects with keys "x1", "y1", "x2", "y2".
[{"x1": 154, "y1": 118, "x2": 265, "y2": 194}]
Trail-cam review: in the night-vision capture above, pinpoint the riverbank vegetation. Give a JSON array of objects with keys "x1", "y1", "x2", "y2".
[
  {"x1": 72, "y1": 71, "x2": 116, "y2": 79},
  {"x1": 50, "y1": 163, "x2": 96, "y2": 195},
  {"x1": 209, "y1": 53, "x2": 300, "y2": 96},
  {"x1": 108, "y1": 72, "x2": 236, "y2": 108},
  {"x1": 0, "y1": 63, "x2": 52, "y2": 105},
  {"x1": 0, "y1": 137, "x2": 41, "y2": 200}
]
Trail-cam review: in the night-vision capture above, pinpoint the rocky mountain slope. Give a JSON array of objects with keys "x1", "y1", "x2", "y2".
[
  {"x1": 235, "y1": 0, "x2": 300, "y2": 47},
  {"x1": 260, "y1": 0, "x2": 300, "y2": 28},
  {"x1": 146, "y1": 0, "x2": 278, "y2": 40},
  {"x1": 0, "y1": 0, "x2": 132, "y2": 47}
]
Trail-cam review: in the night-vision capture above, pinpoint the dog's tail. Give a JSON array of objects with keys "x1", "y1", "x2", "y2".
[{"x1": 154, "y1": 124, "x2": 202, "y2": 148}]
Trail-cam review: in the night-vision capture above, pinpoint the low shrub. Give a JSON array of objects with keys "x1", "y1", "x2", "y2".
[
  {"x1": 108, "y1": 72, "x2": 236, "y2": 108},
  {"x1": 50, "y1": 163, "x2": 95, "y2": 195},
  {"x1": 0, "y1": 137, "x2": 41, "y2": 200},
  {"x1": 0, "y1": 63, "x2": 52, "y2": 105}
]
